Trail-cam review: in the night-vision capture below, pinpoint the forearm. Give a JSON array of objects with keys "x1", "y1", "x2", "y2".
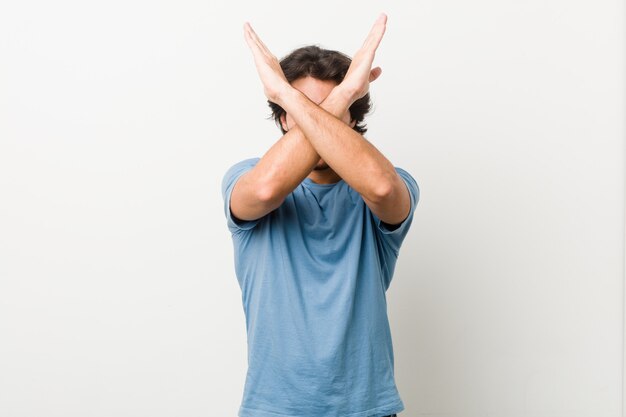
[
  {"x1": 239, "y1": 14, "x2": 408, "y2": 224},
  {"x1": 230, "y1": 91, "x2": 350, "y2": 221},
  {"x1": 231, "y1": 127, "x2": 318, "y2": 220},
  {"x1": 280, "y1": 86, "x2": 400, "y2": 204}
]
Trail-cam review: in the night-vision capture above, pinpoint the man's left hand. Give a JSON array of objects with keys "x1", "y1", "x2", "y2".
[{"x1": 243, "y1": 22, "x2": 292, "y2": 106}]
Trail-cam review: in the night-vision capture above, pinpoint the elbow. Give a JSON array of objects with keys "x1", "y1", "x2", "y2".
[
  {"x1": 368, "y1": 167, "x2": 405, "y2": 203},
  {"x1": 255, "y1": 183, "x2": 282, "y2": 208},
  {"x1": 368, "y1": 179, "x2": 394, "y2": 204},
  {"x1": 255, "y1": 184, "x2": 276, "y2": 203}
]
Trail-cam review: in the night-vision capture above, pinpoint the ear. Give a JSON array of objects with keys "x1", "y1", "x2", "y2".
[
  {"x1": 280, "y1": 113, "x2": 288, "y2": 132},
  {"x1": 349, "y1": 119, "x2": 357, "y2": 128}
]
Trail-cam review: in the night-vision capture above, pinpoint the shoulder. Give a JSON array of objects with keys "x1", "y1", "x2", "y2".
[
  {"x1": 394, "y1": 167, "x2": 420, "y2": 203},
  {"x1": 221, "y1": 157, "x2": 263, "y2": 233},
  {"x1": 394, "y1": 166, "x2": 418, "y2": 185},
  {"x1": 224, "y1": 157, "x2": 261, "y2": 176},
  {"x1": 221, "y1": 157, "x2": 261, "y2": 189}
]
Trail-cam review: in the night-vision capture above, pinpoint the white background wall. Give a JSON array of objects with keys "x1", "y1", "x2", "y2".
[{"x1": 0, "y1": 0, "x2": 623, "y2": 416}]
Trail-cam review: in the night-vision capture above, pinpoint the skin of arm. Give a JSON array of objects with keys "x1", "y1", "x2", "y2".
[
  {"x1": 279, "y1": 80, "x2": 410, "y2": 225},
  {"x1": 237, "y1": 13, "x2": 410, "y2": 225},
  {"x1": 229, "y1": 91, "x2": 352, "y2": 222}
]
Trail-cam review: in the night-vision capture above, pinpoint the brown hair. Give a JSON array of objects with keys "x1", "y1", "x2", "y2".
[{"x1": 268, "y1": 45, "x2": 372, "y2": 134}]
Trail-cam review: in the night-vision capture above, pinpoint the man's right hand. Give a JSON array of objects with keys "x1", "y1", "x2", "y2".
[{"x1": 337, "y1": 13, "x2": 387, "y2": 104}]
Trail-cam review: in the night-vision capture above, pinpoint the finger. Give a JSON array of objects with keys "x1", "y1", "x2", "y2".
[
  {"x1": 243, "y1": 24, "x2": 266, "y2": 62},
  {"x1": 244, "y1": 22, "x2": 273, "y2": 56},
  {"x1": 244, "y1": 23, "x2": 278, "y2": 74},
  {"x1": 244, "y1": 22, "x2": 264, "y2": 52},
  {"x1": 362, "y1": 13, "x2": 387, "y2": 52},
  {"x1": 367, "y1": 13, "x2": 387, "y2": 50},
  {"x1": 243, "y1": 22, "x2": 257, "y2": 50},
  {"x1": 243, "y1": 23, "x2": 272, "y2": 71}
]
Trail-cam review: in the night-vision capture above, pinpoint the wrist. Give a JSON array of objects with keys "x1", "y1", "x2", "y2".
[
  {"x1": 333, "y1": 83, "x2": 358, "y2": 106},
  {"x1": 320, "y1": 86, "x2": 353, "y2": 121},
  {"x1": 273, "y1": 83, "x2": 299, "y2": 108}
]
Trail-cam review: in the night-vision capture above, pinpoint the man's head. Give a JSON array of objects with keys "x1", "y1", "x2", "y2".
[{"x1": 268, "y1": 45, "x2": 372, "y2": 135}]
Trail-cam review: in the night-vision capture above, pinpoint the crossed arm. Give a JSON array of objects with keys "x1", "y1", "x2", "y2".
[{"x1": 230, "y1": 13, "x2": 410, "y2": 226}]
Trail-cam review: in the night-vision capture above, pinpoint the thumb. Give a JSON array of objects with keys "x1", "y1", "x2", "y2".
[{"x1": 369, "y1": 67, "x2": 382, "y2": 82}]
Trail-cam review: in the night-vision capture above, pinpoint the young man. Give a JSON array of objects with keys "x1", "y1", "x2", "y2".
[{"x1": 222, "y1": 14, "x2": 419, "y2": 417}]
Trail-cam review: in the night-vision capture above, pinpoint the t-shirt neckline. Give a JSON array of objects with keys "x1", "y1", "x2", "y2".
[{"x1": 302, "y1": 177, "x2": 344, "y2": 188}]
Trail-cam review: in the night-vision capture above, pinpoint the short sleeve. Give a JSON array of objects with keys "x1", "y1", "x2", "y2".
[
  {"x1": 371, "y1": 167, "x2": 420, "y2": 257},
  {"x1": 221, "y1": 157, "x2": 262, "y2": 233}
]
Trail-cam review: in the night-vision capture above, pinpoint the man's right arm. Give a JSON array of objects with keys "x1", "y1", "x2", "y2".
[{"x1": 229, "y1": 91, "x2": 352, "y2": 222}]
